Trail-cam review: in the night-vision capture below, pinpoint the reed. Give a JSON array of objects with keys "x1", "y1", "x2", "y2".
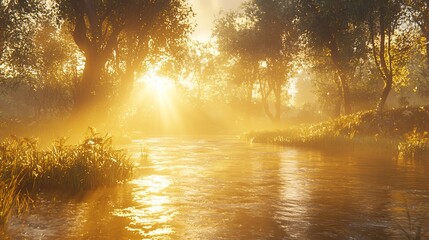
[
  {"x1": 396, "y1": 202, "x2": 428, "y2": 240},
  {"x1": 0, "y1": 168, "x2": 32, "y2": 225},
  {"x1": 0, "y1": 129, "x2": 133, "y2": 224},
  {"x1": 398, "y1": 129, "x2": 429, "y2": 161}
]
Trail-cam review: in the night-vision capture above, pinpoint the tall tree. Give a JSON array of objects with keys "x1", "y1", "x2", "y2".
[
  {"x1": 0, "y1": 0, "x2": 55, "y2": 88},
  {"x1": 0, "y1": 1, "x2": 79, "y2": 119},
  {"x1": 296, "y1": 0, "x2": 368, "y2": 115},
  {"x1": 214, "y1": 0, "x2": 299, "y2": 124},
  {"x1": 253, "y1": 0, "x2": 299, "y2": 123},
  {"x1": 57, "y1": 0, "x2": 193, "y2": 116},
  {"x1": 368, "y1": 0, "x2": 411, "y2": 111},
  {"x1": 214, "y1": 11, "x2": 258, "y2": 109},
  {"x1": 1, "y1": 0, "x2": 43, "y2": 80}
]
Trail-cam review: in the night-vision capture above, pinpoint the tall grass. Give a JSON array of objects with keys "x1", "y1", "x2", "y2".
[
  {"x1": 396, "y1": 202, "x2": 429, "y2": 240},
  {"x1": 245, "y1": 106, "x2": 429, "y2": 159},
  {"x1": 0, "y1": 128, "x2": 133, "y2": 224},
  {"x1": 398, "y1": 129, "x2": 429, "y2": 161},
  {"x1": 0, "y1": 171, "x2": 31, "y2": 225}
]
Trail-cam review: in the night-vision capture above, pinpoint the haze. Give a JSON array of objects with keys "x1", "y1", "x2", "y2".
[{"x1": 1, "y1": 1, "x2": 429, "y2": 239}]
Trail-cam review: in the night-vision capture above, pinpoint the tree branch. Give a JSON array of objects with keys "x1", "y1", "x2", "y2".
[{"x1": 71, "y1": 0, "x2": 91, "y2": 54}]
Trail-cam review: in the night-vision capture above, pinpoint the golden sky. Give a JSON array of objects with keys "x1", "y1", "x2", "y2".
[{"x1": 188, "y1": 0, "x2": 246, "y2": 42}]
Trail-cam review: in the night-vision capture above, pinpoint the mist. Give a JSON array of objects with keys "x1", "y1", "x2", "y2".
[{"x1": 1, "y1": 0, "x2": 429, "y2": 239}]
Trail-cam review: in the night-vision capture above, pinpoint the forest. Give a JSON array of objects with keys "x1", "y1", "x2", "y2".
[
  {"x1": 1, "y1": 0, "x2": 429, "y2": 239},
  {"x1": 0, "y1": 0, "x2": 427, "y2": 135}
]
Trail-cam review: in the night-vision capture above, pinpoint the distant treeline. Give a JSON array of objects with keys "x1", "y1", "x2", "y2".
[{"x1": 1, "y1": 0, "x2": 429, "y2": 128}]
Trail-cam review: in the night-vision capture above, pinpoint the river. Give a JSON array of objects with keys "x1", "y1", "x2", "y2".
[{"x1": 2, "y1": 136, "x2": 429, "y2": 239}]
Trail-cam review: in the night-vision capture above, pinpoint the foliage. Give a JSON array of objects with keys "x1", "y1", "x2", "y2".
[
  {"x1": 311, "y1": 57, "x2": 382, "y2": 117},
  {"x1": 0, "y1": 129, "x2": 133, "y2": 224},
  {"x1": 0, "y1": 171, "x2": 31, "y2": 225},
  {"x1": 295, "y1": 0, "x2": 369, "y2": 114},
  {"x1": 0, "y1": 130, "x2": 133, "y2": 191},
  {"x1": 57, "y1": 0, "x2": 194, "y2": 115},
  {"x1": 245, "y1": 106, "x2": 429, "y2": 156},
  {"x1": 403, "y1": 0, "x2": 429, "y2": 62},
  {"x1": 214, "y1": 0, "x2": 299, "y2": 123},
  {"x1": 398, "y1": 129, "x2": 429, "y2": 161},
  {"x1": 2, "y1": 0, "x2": 429, "y2": 129},
  {"x1": 0, "y1": 129, "x2": 133, "y2": 225},
  {"x1": 367, "y1": 0, "x2": 414, "y2": 111},
  {"x1": 0, "y1": 1, "x2": 79, "y2": 120}
]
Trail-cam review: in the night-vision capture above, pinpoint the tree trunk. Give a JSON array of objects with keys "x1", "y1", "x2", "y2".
[
  {"x1": 420, "y1": 22, "x2": 429, "y2": 64},
  {"x1": 424, "y1": 29, "x2": 429, "y2": 63},
  {"x1": 377, "y1": 76, "x2": 392, "y2": 112},
  {"x1": 69, "y1": 0, "x2": 122, "y2": 122},
  {"x1": 337, "y1": 71, "x2": 352, "y2": 115},
  {"x1": 329, "y1": 40, "x2": 352, "y2": 115},
  {"x1": 73, "y1": 53, "x2": 105, "y2": 117},
  {"x1": 261, "y1": 97, "x2": 274, "y2": 123},
  {"x1": 273, "y1": 87, "x2": 282, "y2": 125},
  {"x1": 332, "y1": 72, "x2": 343, "y2": 117},
  {"x1": 119, "y1": 67, "x2": 136, "y2": 101}
]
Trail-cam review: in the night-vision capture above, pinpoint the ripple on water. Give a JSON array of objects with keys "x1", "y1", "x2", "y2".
[
  {"x1": 3, "y1": 136, "x2": 429, "y2": 239},
  {"x1": 113, "y1": 175, "x2": 176, "y2": 239}
]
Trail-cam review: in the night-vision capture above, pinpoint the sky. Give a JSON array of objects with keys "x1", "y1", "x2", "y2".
[{"x1": 187, "y1": 0, "x2": 246, "y2": 42}]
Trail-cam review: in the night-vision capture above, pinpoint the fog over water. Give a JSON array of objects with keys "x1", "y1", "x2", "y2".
[{"x1": 3, "y1": 136, "x2": 429, "y2": 239}]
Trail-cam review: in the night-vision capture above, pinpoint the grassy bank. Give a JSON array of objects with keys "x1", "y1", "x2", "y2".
[
  {"x1": 245, "y1": 106, "x2": 429, "y2": 159},
  {"x1": 0, "y1": 129, "x2": 133, "y2": 224}
]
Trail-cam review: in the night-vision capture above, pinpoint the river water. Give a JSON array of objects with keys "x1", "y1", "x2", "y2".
[{"x1": 2, "y1": 136, "x2": 429, "y2": 239}]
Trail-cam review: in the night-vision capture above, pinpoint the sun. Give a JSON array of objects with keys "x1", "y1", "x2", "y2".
[
  {"x1": 135, "y1": 72, "x2": 183, "y2": 131},
  {"x1": 141, "y1": 75, "x2": 174, "y2": 101}
]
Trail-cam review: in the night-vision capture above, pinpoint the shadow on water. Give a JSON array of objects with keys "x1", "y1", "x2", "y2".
[{"x1": 2, "y1": 136, "x2": 429, "y2": 239}]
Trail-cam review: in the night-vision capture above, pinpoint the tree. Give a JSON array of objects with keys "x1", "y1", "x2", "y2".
[
  {"x1": 214, "y1": 10, "x2": 259, "y2": 110},
  {"x1": 403, "y1": 0, "x2": 429, "y2": 103},
  {"x1": 0, "y1": 1, "x2": 12, "y2": 59},
  {"x1": 57, "y1": 0, "x2": 193, "y2": 117},
  {"x1": 253, "y1": 0, "x2": 299, "y2": 123},
  {"x1": 214, "y1": 0, "x2": 299, "y2": 124},
  {"x1": 296, "y1": 0, "x2": 368, "y2": 115},
  {"x1": 0, "y1": 1, "x2": 80, "y2": 119},
  {"x1": 311, "y1": 58, "x2": 381, "y2": 116},
  {"x1": 367, "y1": 0, "x2": 412, "y2": 111},
  {"x1": 404, "y1": 0, "x2": 429, "y2": 62},
  {"x1": 1, "y1": 0, "x2": 44, "y2": 81}
]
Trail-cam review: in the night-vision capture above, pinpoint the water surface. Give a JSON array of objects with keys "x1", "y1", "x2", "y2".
[{"x1": 2, "y1": 136, "x2": 429, "y2": 239}]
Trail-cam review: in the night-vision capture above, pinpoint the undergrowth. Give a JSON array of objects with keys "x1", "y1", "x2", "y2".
[
  {"x1": 245, "y1": 106, "x2": 429, "y2": 160},
  {"x1": 0, "y1": 128, "x2": 133, "y2": 224}
]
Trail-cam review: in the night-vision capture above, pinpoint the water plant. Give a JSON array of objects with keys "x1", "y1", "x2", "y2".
[
  {"x1": 396, "y1": 202, "x2": 429, "y2": 240},
  {"x1": 0, "y1": 128, "x2": 133, "y2": 224},
  {"x1": 398, "y1": 129, "x2": 429, "y2": 161},
  {"x1": 0, "y1": 171, "x2": 31, "y2": 225}
]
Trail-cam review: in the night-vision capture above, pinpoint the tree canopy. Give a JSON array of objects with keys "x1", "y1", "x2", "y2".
[
  {"x1": 57, "y1": 0, "x2": 193, "y2": 118},
  {"x1": 0, "y1": 0, "x2": 428, "y2": 130}
]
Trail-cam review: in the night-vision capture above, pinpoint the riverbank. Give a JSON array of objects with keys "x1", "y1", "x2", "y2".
[
  {"x1": 0, "y1": 129, "x2": 133, "y2": 225},
  {"x1": 245, "y1": 106, "x2": 429, "y2": 160}
]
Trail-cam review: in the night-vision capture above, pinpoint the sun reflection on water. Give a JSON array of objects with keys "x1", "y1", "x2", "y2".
[{"x1": 114, "y1": 175, "x2": 175, "y2": 238}]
